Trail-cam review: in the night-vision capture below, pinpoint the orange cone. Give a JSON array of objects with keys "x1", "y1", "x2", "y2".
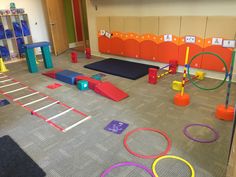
[
  {"x1": 0, "y1": 58, "x2": 9, "y2": 72},
  {"x1": 215, "y1": 104, "x2": 234, "y2": 121},
  {"x1": 174, "y1": 93, "x2": 190, "y2": 106}
]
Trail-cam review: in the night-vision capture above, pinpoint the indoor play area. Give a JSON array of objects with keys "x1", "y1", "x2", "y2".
[{"x1": 0, "y1": 1, "x2": 236, "y2": 177}]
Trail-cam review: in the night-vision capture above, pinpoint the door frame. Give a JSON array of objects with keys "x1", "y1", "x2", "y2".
[{"x1": 71, "y1": 0, "x2": 89, "y2": 49}]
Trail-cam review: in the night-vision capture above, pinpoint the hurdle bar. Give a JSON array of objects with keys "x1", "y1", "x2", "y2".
[
  {"x1": 159, "y1": 64, "x2": 171, "y2": 71},
  {"x1": 157, "y1": 70, "x2": 172, "y2": 79},
  {"x1": 186, "y1": 75, "x2": 198, "y2": 83},
  {"x1": 172, "y1": 75, "x2": 199, "y2": 91}
]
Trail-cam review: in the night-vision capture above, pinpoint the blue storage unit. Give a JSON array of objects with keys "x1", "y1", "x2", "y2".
[
  {"x1": 5, "y1": 29, "x2": 13, "y2": 38},
  {"x1": 0, "y1": 23, "x2": 5, "y2": 39},
  {"x1": 0, "y1": 13, "x2": 32, "y2": 63},
  {"x1": 21, "y1": 20, "x2": 30, "y2": 36},
  {"x1": 16, "y1": 38, "x2": 25, "y2": 55},
  {"x1": 13, "y1": 22, "x2": 23, "y2": 37},
  {"x1": 0, "y1": 46, "x2": 10, "y2": 59},
  {"x1": 56, "y1": 70, "x2": 83, "y2": 85}
]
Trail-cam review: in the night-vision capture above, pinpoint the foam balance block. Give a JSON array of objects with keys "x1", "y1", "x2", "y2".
[
  {"x1": 76, "y1": 75, "x2": 101, "y2": 90},
  {"x1": 25, "y1": 41, "x2": 53, "y2": 73},
  {"x1": 94, "y1": 82, "x2": 129, "y2": 102},
  {"x1": 91, "y1": 74, "x2": 102, "y2": 80},
  {"x1": 77, "y1": 80, "x2": 89, "y2": 91},
  {"x1": 195, "y1": 71, "x2": 205, "y2": 80},
  {"x1": 42, "y1": 69, "x2": 63, "y2": 79},
  {"x1": 56, "y1": 70, "x2": 82, "y2": 85}
]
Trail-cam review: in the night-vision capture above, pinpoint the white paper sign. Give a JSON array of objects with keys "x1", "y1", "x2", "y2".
[
  {"x1": 105, "y1": 32, "x2": 112, "y2": 38},
  {"x1": 212, "y1": 38, "x2": 223, "y2": 45},
  {"x1": 223, "y1": 40, "x2": 236, "y2": 48},
  {"x1": 164, "y1": 34, "x2": 172, "y2": 42},
  {"x1": 100, "y1": 30, "x2": 106, "y2": 36},
  {"x1": 185, "y1": 36, "x2": 196, "y2": 43}
]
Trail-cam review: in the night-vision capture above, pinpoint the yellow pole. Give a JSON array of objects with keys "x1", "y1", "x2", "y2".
[{"x1": 181, "y1": 47, "x2": 190, "y2": 96}]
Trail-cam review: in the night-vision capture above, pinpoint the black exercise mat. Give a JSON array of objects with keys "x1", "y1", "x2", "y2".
[
  {"x1": 0, "y1": 135, "x2": 46, "y2": 177},
  {"x1": 84, "y1": 58, "x2": 159, "y2": 80}
]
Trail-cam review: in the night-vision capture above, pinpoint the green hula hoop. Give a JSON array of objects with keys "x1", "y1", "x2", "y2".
[{"x1": 187, "y1": 52, "x2": 228, "y2": 91}]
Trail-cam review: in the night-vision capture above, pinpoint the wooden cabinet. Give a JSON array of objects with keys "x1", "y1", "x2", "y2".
[{"x1": 0, "y1": 14, "x2": 32, "y2": 63}]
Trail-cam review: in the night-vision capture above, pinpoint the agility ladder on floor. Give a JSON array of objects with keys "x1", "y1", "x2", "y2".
[{"x1": 0, "y1": 72, "x2": 91, "y2": 132}]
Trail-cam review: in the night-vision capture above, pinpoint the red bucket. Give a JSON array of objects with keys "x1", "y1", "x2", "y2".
[
  {"x1": 85, "y1": 48, "x2": 91, "y2": 59},
  {"x1": 71, "y1": 52, "x2": 78, "y2": 63}
]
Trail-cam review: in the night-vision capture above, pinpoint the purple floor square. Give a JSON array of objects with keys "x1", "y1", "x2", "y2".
[{"x1": 104, "y1": 120, "x2": 129, "y2": 134}]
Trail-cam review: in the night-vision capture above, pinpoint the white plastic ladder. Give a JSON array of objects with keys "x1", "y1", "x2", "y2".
[{"x1": 0, "y1": 74, "x2": 91, "y2": 132}]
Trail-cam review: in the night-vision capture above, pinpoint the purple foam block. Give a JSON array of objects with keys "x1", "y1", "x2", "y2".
[
  {"x1": 104, "y1": 120, "x2": 129, "y2": 134},
  {"x1": 0, "y1": 99, "x2": 10, "y2": 107}
]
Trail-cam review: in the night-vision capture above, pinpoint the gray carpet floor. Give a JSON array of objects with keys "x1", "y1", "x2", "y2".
[{"x1": 0, "y1": 51, "x2": 235, "y2": 177}]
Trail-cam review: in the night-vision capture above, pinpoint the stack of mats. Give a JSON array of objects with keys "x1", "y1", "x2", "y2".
[{"x1": 43, "y1": 69, "x2": 129, "y2": 102}]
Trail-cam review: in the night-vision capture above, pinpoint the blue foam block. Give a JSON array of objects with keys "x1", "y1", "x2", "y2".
[
  {"x1": 56, "y1": 70, "x2": 82, "y2": 85},
  {"x1": 25, "y1": 42, "x2": 50, "y2": 49}
]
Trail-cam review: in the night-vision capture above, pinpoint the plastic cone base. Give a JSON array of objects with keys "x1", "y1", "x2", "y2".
[
  {"x1": 0, "y1": 67, "x2": 9, "y2": 72},
  {"x1": 0, "y1": 58, "x2": 9, "y2": 72},
  {"x1": 174, "y1": 93, "x2": 190, "y2": 106},
  {"x1": 215, "y1": 104, "x2": 234, "y2": 121}
]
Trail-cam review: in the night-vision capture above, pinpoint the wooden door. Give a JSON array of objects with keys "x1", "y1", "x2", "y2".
[{"x1": 44, "y1": 0, "x2": 68, "y2": 55}]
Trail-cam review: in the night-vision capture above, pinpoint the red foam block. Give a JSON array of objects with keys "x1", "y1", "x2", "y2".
[
  {"x1": 47, "y1": 83, "x2": 63, "y2": 89},
  {"x1": 75, "y1": 75, "x2": 101, "y2": 90},
  {"x1": 94, "y1": 82, "x2": 129, "y2": 102},
  {"x1": 42, "y1": 70, "x2": 63, "y2": 79},
  {"x1": 148, "y1": 68, "x2": 158, "y2": 84}
]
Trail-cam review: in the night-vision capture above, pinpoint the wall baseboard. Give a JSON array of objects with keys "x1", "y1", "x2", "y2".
[
  {"x1": 69, "y1": 40, "x2": 90, "y2": 48},
  {"x1": 69, "y1": 41, "x2": 86, "y2": 48},
  {"x1": 92, "y1": 50, "x2": 236, "y2": 83}
]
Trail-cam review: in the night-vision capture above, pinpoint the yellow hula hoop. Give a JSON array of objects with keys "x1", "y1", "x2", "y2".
[{"x1": 152, "y1": 155, "x2": 195, "y2": 177}]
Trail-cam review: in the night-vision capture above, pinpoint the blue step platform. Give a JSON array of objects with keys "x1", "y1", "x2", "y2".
[
  {"x1": 56, "y1": 70, "x2": 82, "y2": 85},
  {"x1": 25, "y1": 41, "x2": 53, "y2": 73}
]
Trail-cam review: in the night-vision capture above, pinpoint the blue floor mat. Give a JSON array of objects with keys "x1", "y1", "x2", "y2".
[
  {"x1": 0, "y1": 135, "x2": 46, "y2": 177},
  {"x1": 84, "y1": 58, "x2": 159, "y2": 80}
]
